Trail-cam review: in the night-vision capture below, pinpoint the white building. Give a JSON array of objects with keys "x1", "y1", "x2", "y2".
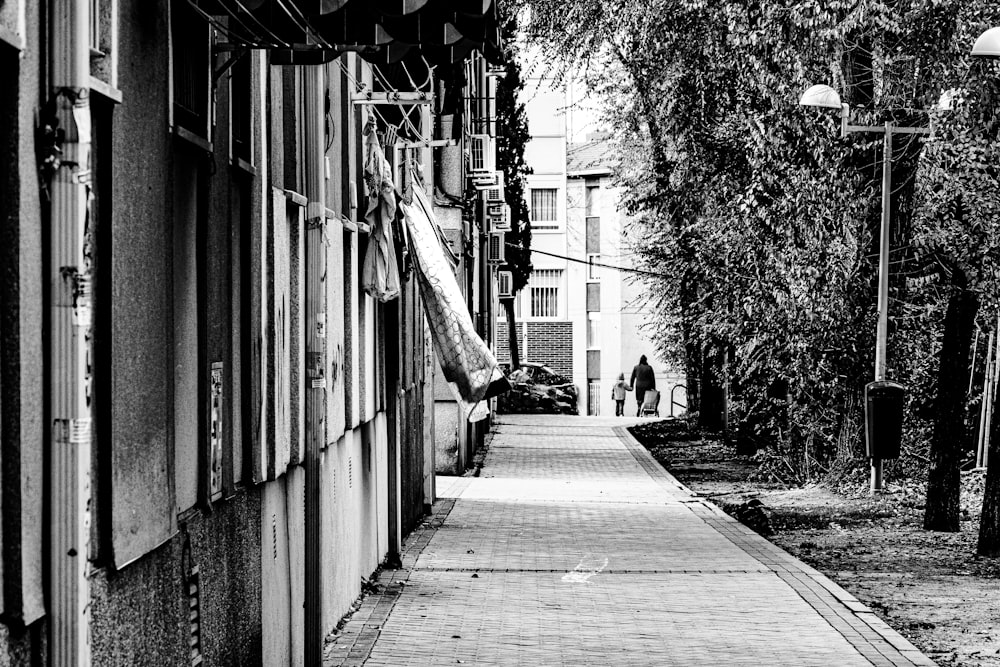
[{"x1": 497, "y1": 74, "x2": 684, "y2": 417}]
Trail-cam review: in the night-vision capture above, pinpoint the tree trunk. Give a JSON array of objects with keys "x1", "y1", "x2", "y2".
[
  {"x1": 503, "y1": 298, "x2": 520, "y2": 370},
  {"x1": 979, "y1": 410, "x2": 1000, "y2": 555},
  {"x1": 699, "y1": 343, "x2": 726, "y2": 431},
  {"x1": 924, "y1": 277, "x2": 978, "y2": 532}
]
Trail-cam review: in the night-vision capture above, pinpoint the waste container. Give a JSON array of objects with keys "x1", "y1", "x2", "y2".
[{"x1": 864, "y1": 380, "x2": 905, "y2": 459}]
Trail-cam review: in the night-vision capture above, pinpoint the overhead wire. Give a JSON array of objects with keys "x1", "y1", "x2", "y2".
[{"x1": 508, "y1": 242, "x2": 672, "y2": 279}]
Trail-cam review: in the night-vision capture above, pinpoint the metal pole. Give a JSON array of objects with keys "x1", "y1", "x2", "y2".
[
  {"x1": 978, "y1": 329, "x2": 994, "y2": 468},
  {"x1": 303, "y1": 63, "x2": 327, "y2": 666},
  {"x1": 872, "y1": 123, "x2": 892, "y2": 493},
  {"x1": 49, "y1": 1, "x2": 93, "y2": 664},
  {"x1": 875, "y1": 123, "x2": 892, "y2": 383}
]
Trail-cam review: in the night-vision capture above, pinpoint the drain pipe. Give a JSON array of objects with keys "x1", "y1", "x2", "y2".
[
  {"x1": 48, "y1": 0, "x2": 93, "y2": 665},
  {"x1": 302, "y1": 62, "x2": 327, "y2": 666}
]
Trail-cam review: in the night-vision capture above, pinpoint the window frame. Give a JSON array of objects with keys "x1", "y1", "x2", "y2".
[
  {"x1": 529, "y1": 187, "x2": 560, "y2": 231},
  {"x1": 528, "y1": 269, "x2": 562, "y2": 319},
  {"x1": 586, "y1": 311, "x2": 601, "y2": 349},
  {"x1": 587, "y1": 254, "x2": 601, "y2": 282}
]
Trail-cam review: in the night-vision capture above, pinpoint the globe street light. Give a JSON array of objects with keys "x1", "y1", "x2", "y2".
[
  {"x1": 799, "y1": 85, "x2": 930, "y2": 492},
  {"x1": 971, "y1": 27, "x2": 1000, "y2": 58}
]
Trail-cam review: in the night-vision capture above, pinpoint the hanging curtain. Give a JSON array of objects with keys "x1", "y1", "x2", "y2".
[
  {"x1": 399, "y1": 173, "x2": 509, "y2": 422},
  {"x1": 361, "y1": 122, "x2": 402, "y2": 302}
]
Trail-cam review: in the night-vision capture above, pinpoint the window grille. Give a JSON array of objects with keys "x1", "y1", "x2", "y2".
[
  {"x1": 172, "y1": 2, "x2": 211, "y2": 138},
  {"x1": 529, "y1": 269, "x2": 561, "y2": 318},
  {"x1": 530, "y1": 188, "x2": 558, "y2": 229},
  {"x1": 588, "y1": 382, "x2": 601, "y2": 416}
]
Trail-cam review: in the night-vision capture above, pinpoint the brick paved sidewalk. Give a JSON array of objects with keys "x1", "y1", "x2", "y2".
[{"x1": 324, "y1": 415, "x2": 936, "y2": 667}]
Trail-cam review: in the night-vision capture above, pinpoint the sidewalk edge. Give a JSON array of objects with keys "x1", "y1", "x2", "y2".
[{"x1": 614, "y1": 426, "x2": 937, "y2": 667}]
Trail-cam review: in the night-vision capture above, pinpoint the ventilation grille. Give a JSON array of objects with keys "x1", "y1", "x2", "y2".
[
  {"x1": 487, "y1": 232, "x2": 506, "y2": 264},
  {"x1": 188, "y1": 566, "x2": 203, "y2": 666}
]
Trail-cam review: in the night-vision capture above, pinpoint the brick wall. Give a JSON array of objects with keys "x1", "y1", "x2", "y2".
[
  {"x1": 496, "y1": 322, "x2": 523, "y2": 367},
  {"x1": 496, "y1": 321, "x2": 574, "y2": 378},
  {"x1": 527, "y1": 321, "x2": 574, "y2": 377}
]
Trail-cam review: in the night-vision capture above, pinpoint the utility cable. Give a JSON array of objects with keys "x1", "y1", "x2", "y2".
[{"x1": 507, "y1": 242, "x2": 672, "y2": 279}]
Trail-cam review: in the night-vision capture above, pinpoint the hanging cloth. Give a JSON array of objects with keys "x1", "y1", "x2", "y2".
[
  {"x1": 361, "y1": 122, "x2": 402, "y2": 302},
  {"x1": 399, "y1": 172, "x2": 510, "y2": 422}
]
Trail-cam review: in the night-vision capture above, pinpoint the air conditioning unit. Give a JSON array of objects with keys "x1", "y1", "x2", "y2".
[
  {"x1": 497, "y1": 270, "x2": 514, "y2": 298},
  {"x1": 486, "y1": 172, "x2": 505, "y2": 200},
  {"x1": 488, "y1": 204, "x2": 511, "y2": 232},
  {"x1": 487, "y1": 232, "x2": 506, "y2": 264},
  {"x1": 468, "y1": 134, "x2": 495, "y2": 175},
  {"x1": 472, "y1": 171, "x2": 499, "y2": 189}
]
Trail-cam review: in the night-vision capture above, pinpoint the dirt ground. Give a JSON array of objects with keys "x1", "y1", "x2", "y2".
[{"x1": 630, "y1": 421, "x2": 1000, "y2": 667}]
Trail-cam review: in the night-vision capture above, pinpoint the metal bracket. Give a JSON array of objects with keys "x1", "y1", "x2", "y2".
[{"x1": 213, "y1": 47, "x2": 247, "y2": 84}]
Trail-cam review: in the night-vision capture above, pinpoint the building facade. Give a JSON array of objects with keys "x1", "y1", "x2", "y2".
[
  {"x1": 497, "y1": 73, "x2": 683, "y2": 417},
  {"x1": 0, "y1": 1, "x2": 501, "y2": 664}
]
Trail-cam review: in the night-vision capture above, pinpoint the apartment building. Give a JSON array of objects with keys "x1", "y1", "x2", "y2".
[
  {"x1": 0, "y1": 1, "x2": 502, "y2": 663},
  {"x1": 497, "y1": 73, "x2": 683, "y2": 417}
]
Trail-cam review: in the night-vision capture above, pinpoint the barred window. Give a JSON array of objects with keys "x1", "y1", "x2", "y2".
[
  {"x1": 529, "y1": 269, "x2": 562, "y2": 318},
  {"x1": 530, "y1": 189, "x2": 558, "y2": 228}
]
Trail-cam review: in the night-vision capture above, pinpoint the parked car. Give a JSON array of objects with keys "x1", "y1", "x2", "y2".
[{"x1": 498, "y1": 362, "x2": 579, "y2": 415}]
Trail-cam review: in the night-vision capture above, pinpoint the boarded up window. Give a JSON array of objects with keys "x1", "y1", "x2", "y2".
[
  {"x1": 586, "y1": 283, "x2": 600, "y2": 313},
  {"x1": 586, "y1": 216, "x2": 600, "y2": 254}
]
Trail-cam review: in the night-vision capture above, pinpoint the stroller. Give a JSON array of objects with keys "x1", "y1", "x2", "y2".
[{"x1": 639, "y1": 389, "x2": 660, "y2": 417}]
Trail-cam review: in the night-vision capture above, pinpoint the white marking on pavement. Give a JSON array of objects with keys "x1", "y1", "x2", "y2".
[{"x1": 561, "y1": 554, "x2": 609, "y2": 583}]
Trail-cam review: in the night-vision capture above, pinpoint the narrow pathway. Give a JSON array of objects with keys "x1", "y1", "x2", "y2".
[{"x1": 324, "y1": 415, "x2": 935, "y2": 667}]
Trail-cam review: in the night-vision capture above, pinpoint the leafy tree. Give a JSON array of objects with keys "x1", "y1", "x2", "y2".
[
  {"x1": 496, "y1": 0, "x2": 533, "y2": 369},
  {"x1": 520, "y1": 0, "x2": 1000, "y2": 540}
]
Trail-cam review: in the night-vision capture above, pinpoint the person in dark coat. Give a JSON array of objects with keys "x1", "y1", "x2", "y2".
[{"x1": 629, "y1": 355, "x2": 656, "y2": 417}]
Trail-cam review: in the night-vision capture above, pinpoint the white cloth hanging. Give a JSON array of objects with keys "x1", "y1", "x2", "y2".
[
  {"x1": 361, "y1": 124, "x2": 401, "y2": 302},
  {"x1": 399, "y1": 173, "x2": 509, "y2": 422}
]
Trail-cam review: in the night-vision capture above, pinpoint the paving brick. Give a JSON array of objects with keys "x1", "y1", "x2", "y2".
[{"x1": 324, "y1": 415, "x2": 936, "y2": 666}]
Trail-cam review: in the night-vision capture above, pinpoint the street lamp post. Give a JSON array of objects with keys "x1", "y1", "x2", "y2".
[{"x1": 799, "y1": 85, "x2": 930, "y2": 492}]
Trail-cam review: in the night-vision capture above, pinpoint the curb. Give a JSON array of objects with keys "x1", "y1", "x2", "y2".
[{"x1": 614, "y1": 426, "x2": 937, "y2": 667}]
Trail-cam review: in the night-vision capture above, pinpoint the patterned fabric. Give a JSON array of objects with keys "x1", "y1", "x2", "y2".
[
  {"x1": 361, "y1": 127, "x2": 401, "y2": 302},
  {"x1": 400, "y1": 177, "x2": 510, "y2": 422}
]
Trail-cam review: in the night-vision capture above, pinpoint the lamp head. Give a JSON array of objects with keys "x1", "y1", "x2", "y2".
[
  {"x1": 799, "y1": 84, "x2": 842, "y2": 109},
  {"x1": 972, "y1": 27, "x2": 1000, "y2": 58}
]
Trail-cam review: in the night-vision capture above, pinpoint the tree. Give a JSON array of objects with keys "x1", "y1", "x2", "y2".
[
  {"x1": 521, "y1": 0, "x2": 1000, "y2": 543},
  {"x1": 495, "y1": 0, "x2": 533, "y2": 369}
]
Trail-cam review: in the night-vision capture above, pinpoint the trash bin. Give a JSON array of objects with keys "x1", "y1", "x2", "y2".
[{"x1": 864, "y1": 380, "x2": 905, "y2": 459}]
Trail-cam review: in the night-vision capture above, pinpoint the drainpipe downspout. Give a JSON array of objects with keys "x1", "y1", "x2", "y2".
[
  {"x1": 303, "y1": 63, "x2": 327, "y2": 666},
  {"x1": 48, "y1": 0, "x2": 93, "y2": 665}
]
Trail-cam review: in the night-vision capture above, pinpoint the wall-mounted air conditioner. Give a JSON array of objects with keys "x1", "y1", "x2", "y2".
[
  {"x1": 497, "y1": 270, "x2": 514, "y2": 298},
  {"x1": 485, "y1": 172, "x2": 505, "y2": 200},
  {"x1": 487, "y1": 204, "x2": 511, "y2": 232},
  {"x1": 487, "y1": 232, "x2": 506, "y2": 264}
]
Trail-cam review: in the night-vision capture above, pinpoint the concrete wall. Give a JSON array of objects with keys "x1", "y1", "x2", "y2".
[
  {"x1": 91, "y1": 491, "x2": 262, "y2": 667},
  {"x1": 0, "y1": 1, "x2": 46, "y2": 661},
  {"x1": 1, "y1": 3, "x2": 453, "y2": 662}
]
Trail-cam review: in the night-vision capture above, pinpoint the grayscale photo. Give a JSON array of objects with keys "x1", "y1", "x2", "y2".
[{"x1": 1, "y1": 0, "x2": 999, "y2": 664}]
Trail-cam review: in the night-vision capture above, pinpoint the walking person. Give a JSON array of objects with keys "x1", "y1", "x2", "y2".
[
  {"x1": 629, "y1": 355, "x2": 656, "y2": 417},
  {"x1": 611, "y1": 373, "x2": 632, "y2": 416}
]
